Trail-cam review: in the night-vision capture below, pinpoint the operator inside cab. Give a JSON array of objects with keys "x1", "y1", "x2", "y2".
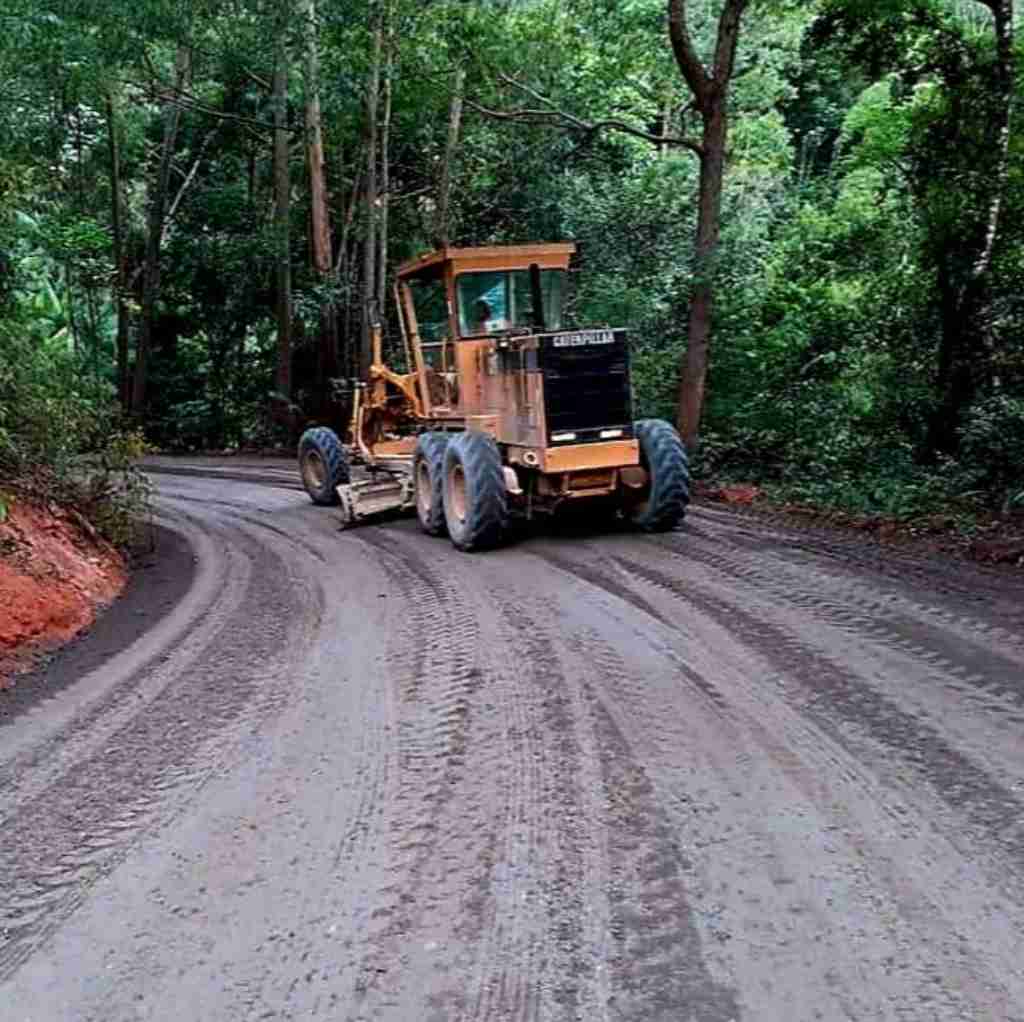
[{"x1": 472, "y1": 299, "x2": 508, "y2": 335}]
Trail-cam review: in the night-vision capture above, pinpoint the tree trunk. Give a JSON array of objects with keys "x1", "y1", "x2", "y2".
[
  {"x1": 972, "y1": 0, "x2": 1013, "y2": 285},
  {"x1": 435, "y1": 67, "x2": 465, "y2": 248},
  {"x1": 105, "y1": 92, "x2": 131, "y2": 410},
  {"x1": 338, "y1": 160, "x2": 363, "y2": 379},
  {"x1": 660, "y1": 92, "x2": 673, "y2": 159},
  {"x1": 928, "y1": 265, "x2": 970, "y2": 454},
  {"x1": 303, "y1": 0, "x2": 330, "y2": 282},
  {"x1": 131, "y1": 43, "x2": 191, "y2": 418},
  {"x1": 377, "y1": 22, "x2": 393, "y2": 314},
  {"x1": 273, "y1": 10, "x2": 292, "y2": 402},
  {"x1": 929, "y1": 267, "x2": 989, "y2": 455},
  {"x1": 360, "y1": 3, "x2": 384, "y2": 379},
  {"x1": 667, "y1": 0, "x2": 748, "y2": 451},
  {"x1": 927, "y1": 0, "x2": 1014, "y2": 455},
  {"x1": 301, "y1": 0, "x2": 338, "y2": 390},
  {"x1": 65, "y1": 260, "x2": 79, "y2": 356},
  {"x1": 676, "y1": 104, "x2": 726, "y2": 449}
]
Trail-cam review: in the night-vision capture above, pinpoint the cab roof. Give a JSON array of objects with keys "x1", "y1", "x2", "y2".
[{"x1": 396, "y1": 243, "x2": 576, "y2": 281}]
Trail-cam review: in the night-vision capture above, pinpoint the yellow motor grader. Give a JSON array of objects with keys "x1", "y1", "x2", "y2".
[{"x1": 297, "y1": 243, "x2": 689, "y2": 551}]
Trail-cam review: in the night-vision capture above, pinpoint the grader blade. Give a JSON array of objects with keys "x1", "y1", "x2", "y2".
[{"x1": 336, "y1": 475, "x2": 414, "y2": 527}]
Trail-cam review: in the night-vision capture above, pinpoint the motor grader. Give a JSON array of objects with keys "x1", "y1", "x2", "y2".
[{"x1": 296, "y1": 243, "x2": 689, "y2": 551}]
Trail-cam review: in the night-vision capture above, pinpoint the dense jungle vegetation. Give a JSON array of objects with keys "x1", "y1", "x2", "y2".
[{"x1": 1, "y1": 0, "x2": 1022, "y2": 528}]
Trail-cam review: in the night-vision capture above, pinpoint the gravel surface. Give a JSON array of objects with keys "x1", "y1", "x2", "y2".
[{"x1": 2, "y1": 456, "x2": 1023, "y2": 1021}]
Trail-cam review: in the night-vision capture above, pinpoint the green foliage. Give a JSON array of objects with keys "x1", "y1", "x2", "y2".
[
  {"x1": 1, "y1": 0, "x2": 1022, "y2": 529},
  {"x1": 0, "y1": 282, "x2": 151, "y2": 543},
  {"x1": 957, "y1": 396, "x2": 1024, "y2": 509},
  {"x1": 78, "y1": 430, "x2": 153, "y2": 546}
]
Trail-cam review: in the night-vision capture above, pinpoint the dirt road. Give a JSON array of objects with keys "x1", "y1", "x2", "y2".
[{"x1": 3, "y1": 457, "x2": 1024, "y2": 1021}]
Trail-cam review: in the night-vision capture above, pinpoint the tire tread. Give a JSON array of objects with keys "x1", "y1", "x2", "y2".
[
  {"x1": 630, "y1": 418, "x2": 690, "y2": 532},
  {"x1": 298, "y1": 426, "x2": 350, "y2": 506},
  {"x1": 414, "y1": 432, "x2": 450, "y2": 536},
  {"x1": 444, "y1": 431, "x2": 509, "y2": 551}
]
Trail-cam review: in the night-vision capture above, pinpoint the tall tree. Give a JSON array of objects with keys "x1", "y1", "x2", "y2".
[
  {"x1": 435, "y1": 67, "x2": 465, "y2": 248},
  {"x1": 131, "y1": 41, "x2": 191, "y2": 415},
  {"x1": 377, "y1": 9, "x2": 395, "y2": 313},
  {"x1": 928, "y1": 0, "x2": 1015, "y2": 452},
  {"x1": 273, "y1": 5, "x2": 293, "y2": 404},
  {"x1": 104, "y1": 91, "x2": 131, "y2": 410},
  {"x1": 820, "y1": 0, "x2": 1017, "y2": 453},
  {"x1": 301, "y1": 0, "x2": 339, "y2": 390},
  {"x1": 667, "y1": 0, "x2": 751, "y2": 450},
  {"x1": 361, "y1": 1, "x2": 384, "y2": 378}
]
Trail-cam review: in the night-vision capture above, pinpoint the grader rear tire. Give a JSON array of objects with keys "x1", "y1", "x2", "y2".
[
  {"x1": 627, "y1": 419, "x2": 690, "y2": 532},
  {"x1": 443, "y1": 431, "x2": 509, "y2": 551},
  {"x1": 414, "y1": 432, "x2": 450, "y2": 536},
  {"x1": 298, "y1": 426, "x2": 350, "y2": 506}
]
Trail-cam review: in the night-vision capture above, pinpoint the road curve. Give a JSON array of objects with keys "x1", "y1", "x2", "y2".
[{"x1": 2, "y1": 457, "x2": 1024, "y2": 1021}]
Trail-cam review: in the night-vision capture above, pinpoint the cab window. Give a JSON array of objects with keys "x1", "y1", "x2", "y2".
[
  {"x1": 456, "y1": 270, "x2": 566, "y2": 337},
  {"x1": 408, "y1": 277, "x2": 450, "y2": 369}
]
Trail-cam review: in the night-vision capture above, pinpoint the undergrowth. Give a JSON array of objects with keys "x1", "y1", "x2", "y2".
[{"x1": 0, "y1": 324, "x2": 152, "y2": 547}]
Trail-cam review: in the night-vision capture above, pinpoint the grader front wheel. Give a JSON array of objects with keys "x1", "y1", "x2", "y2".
[
  {"x1": 626, "y1": 419, "x2": 690, "y2": 531},
  {"x1": 298, "y1": 427, "x2": 350, "y2": 506}
]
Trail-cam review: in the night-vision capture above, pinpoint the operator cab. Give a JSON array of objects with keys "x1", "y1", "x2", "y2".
[
  {"x1": 396, "y1": 243, "x2": 575, "y2": 341},
  {"x1": 395, "y1": 243, "x2": 578, "y2": 419}
]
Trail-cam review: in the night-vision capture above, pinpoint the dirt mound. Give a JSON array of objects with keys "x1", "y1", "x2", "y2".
[{"x1": 0, "y1": 500, "x2": 126, "y2": 687}]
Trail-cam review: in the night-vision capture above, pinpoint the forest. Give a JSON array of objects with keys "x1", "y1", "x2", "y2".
[{"x1": 1, "y1": 0, "x2": 1022, "y2": 530}]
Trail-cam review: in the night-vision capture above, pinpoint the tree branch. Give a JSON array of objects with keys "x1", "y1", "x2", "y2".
[
  {"x1": 467, "y1": 99, "x2": 703, "y2": 155},
  {"x1": 391, "y1": 185, "x2": 433, "y2": 204},
  {"x1": 158, "y1": 86, "x2": 294, "y2": 134},
  {"x1": 971, "y1": 0, "x2": 1013, "y2": 281},
  {"x1": 161, "y1": 128, "x2": 218, "y2": 247},
  {"x1": 496, "y1": 72, "x2": 563, "y2": 112},
  {"x1": 130, "y1": 57, "x2": 296, "y2": 134},
  {"x1": 712, "y1": 0, "x2": 751, "y2": 86},
  {"x1": 592, "y1": 118, "x2": 704, "y2": 153},
  {"x1": 241, "y1": 65, "x2": 272, "y2": 92},
  {"x1": 667, "y1": 0, "x2": 712, "y2": 108},
  {"x1": 473, "y1": 73, "x2": 704, "y2": 155}
]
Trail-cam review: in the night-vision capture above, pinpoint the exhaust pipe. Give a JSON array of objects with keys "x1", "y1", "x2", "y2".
[{"x1": 529, "y1": 262, "x2": 546, "y2": 333}]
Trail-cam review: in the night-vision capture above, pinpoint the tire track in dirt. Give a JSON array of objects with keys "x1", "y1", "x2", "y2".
[
  {"x1": 685, "y1": 510, "x2": 1024, "y2": 646},
  {"x1": 642, "y1": 529, "x2": 1024, "y2": 781},
  {"x1": 671, "y1": 525, "x2": 1024, "y2": 706},
  {"x1": 143, "y1": 462, "x2": 305, "y2": 491},
  {"x1": 526, "y1": 545, "x2": 675, "y2": 629},
  {"x1": 454, "y1": 610, "x2": 548, "y2": 1022},
  {"x1": 608, "y1": 551, "x2": 1024, "y2": 874},
  {"x1": 380, "y1": 541, "x2": 600, "y2": 1022},
  {"x1": 554, "y1": 625, "x2": 741, "y2": 1022},
  {"x1": 588, "y1": 693, "x2": 740, "y2": 1022},
  {"x1": 0, "y1": 510, "x2": 317, "y2": 981},
  {"x1": 164, "y1": 494, "x2": 331, "y2": 565},
  {"x1": 483, "y1": 600, "x2": 588, "y2": 1022},
  {"x1": 538, "y1": 544, "x2": 1024, "y2": 1019},
  {"x1": 345, "y1": 530, "x2": 489, "y2": 1015},
  {"x1": 526, "y1": 544, "x2": 734, "y2": 719},
  {"x1": 476, "y1": 568, "x2": 741, "y2": 1022}
]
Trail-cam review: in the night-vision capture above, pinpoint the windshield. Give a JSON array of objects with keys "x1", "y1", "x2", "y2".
[{"x1": 456, "y1": 270, "x2": 566, "y2": 336}]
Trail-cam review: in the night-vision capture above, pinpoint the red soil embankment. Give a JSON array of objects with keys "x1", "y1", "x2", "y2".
[{"x1": 0, "y1": 501, "x2": 126, "y2": 686}]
